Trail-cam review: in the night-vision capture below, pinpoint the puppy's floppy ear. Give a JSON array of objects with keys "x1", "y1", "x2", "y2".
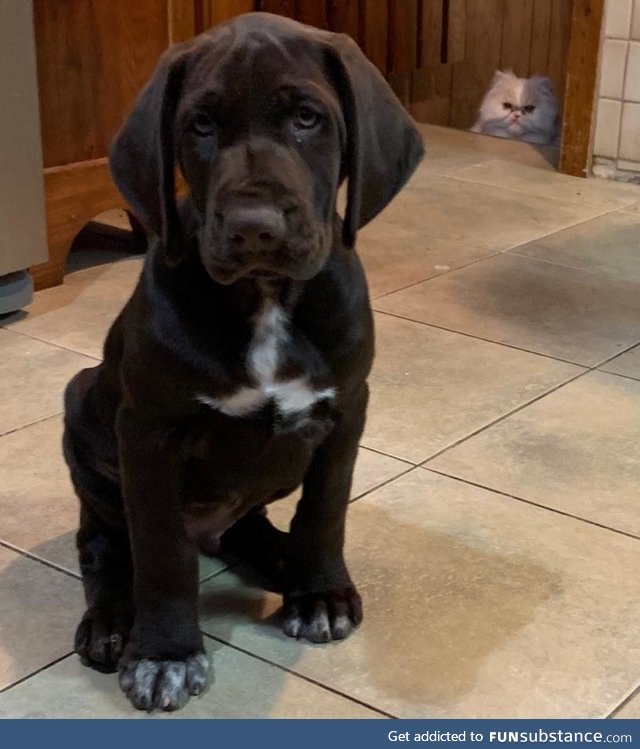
[
  {"x1": 325, "y1": 35, "x2": 424, "y2": 247},
  {"x1": 109, "y1": 39, "x2": 197, "y2": 263}
]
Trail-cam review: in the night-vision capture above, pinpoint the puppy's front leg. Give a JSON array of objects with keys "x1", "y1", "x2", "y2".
[
  {"x1": 116, "y1": 407, "x2": 208, "y2": 711},
  {"x1": 283, "y1": 385, "x2": 368, "y2": 643}
]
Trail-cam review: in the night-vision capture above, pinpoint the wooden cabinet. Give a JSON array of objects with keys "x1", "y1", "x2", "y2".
[{"x1": 31, "y1": 0, "x2": 183, "y2": 289}]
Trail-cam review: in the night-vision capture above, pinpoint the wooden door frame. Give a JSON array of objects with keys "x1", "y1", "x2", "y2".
[{"x1": 559, "y1": 0, "x2": 605, "y2": 176}]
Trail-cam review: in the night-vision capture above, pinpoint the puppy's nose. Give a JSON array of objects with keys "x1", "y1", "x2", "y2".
[{"x1": 224, "y1": 206, "x2": 286, "y2": 248}]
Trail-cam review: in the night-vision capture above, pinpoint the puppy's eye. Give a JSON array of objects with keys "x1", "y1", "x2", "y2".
[
  {"x1": 523, "y1": 104, "x2": 536, "y2": 114},
  {"x1": 192, "y1": 111, "x2": 215, "y2": 137},
  {"x1": 503, "y1": 102, "x2": 513, "y2": 111},
  {"x1": 293, "y1": 105, "x2": 320, "y2": 130}
]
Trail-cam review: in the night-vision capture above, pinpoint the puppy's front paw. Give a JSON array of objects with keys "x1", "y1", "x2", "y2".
[
  {"x1": 119, "y1": 653, "x2": 209, "y2": 711},
  {"x1": 282, "y1": 587, "x2": 362, "y2": 643}
]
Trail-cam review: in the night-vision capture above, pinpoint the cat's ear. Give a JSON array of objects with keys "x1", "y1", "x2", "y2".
[{"x1": 492, "y1": 70, "x2": 512, "y2": 84}]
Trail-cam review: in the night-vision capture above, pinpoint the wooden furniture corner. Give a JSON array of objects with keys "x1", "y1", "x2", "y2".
[{"x1": 30, "y1": 0, "x2": 186, "y2": 290}]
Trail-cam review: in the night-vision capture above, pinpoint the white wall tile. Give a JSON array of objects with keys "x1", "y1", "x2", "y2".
[
  {"x1": 605, "y1": 0, "x2": 633, "y2": 37},
  {"x1": 625, "y1": 42, "x2": 640, "y2": 100},
  {"x1": 619, "y1": 101, "x2": 640, "y2": 160},
  {"x1": 600, "y1": 40, "x2": 629, "y2": 98},
  {"x1": 593, "y1": 98, "x2": 623, "y2": 157},
  {"x1": 632, "y1": 0, "x2": 640, "y2": 40}
]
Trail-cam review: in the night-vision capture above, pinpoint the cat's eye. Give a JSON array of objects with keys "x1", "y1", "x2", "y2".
[
  {"x1": 523, "y1": 104, "x2": 536, "y2": 114},
  {"x1": 293, "y1": 105, "x2": 320, "y2": 130},
  {"x1": 191, "y1": 110, "x2": 215, "y2": 137},
  {"x1": 503, "y1": 102, "x2": 513, "y2": 111}
]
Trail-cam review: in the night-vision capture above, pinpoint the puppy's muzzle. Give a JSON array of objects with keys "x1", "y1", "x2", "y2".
[
  {"x1": 217, "y1": 203, "x2": 292, "y2": 279},
  {"x1": 223, "y1": 205, "x2": 286, "y2": 252}
]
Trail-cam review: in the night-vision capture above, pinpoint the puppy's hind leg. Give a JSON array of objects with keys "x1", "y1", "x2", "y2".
[
  {"x1": 64, "y1": 426, "x2": 133, "y2": 673},
  {"x1": 219, "y1": 508, "x2": 288, "y2": 591},
  {"x1": 74, "y1": 502, "x2": 134, "y2": 673}
]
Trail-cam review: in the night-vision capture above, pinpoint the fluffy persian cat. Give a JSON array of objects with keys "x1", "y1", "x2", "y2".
[{"x1": 471, "y1": 70, "x2": 560, "y2": 146}]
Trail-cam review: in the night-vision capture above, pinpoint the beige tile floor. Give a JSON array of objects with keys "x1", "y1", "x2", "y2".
[{"x1": 1, "y1": 124, "x2": 640, "y2": 718}]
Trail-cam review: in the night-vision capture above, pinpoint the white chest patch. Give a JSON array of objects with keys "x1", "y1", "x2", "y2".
[{"x1": 197, "y1": 302, "x2": 335, "y2": 418}]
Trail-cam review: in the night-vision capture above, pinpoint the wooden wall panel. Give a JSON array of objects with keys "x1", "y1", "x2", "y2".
[
  {"x1": 411, "y1": 66, "x2": 453, "y2": 125},
  {"x1": 445, "y1": 0, "x2": 466, "y2": 64},
  {"x1": 169, "y1": 0, "x2": 197, "y2": 42},
  {"x1": 547, "y1": 0, "x2": 574, "y2": 100},
  {"x1": 34, "y1": 0, "x2": 170, "y2": 169},
  {"x1": 450, "y1": 0, "x2": 504, "y2": 129},
  {"x1": 328, "y1": 0, "x2": 359, "y2": 38},
  {"x1": 361, "y1": 0, "x2": 389, "y2": 72},
  {"x1": 204, "y1": 0, "x2": 255, "y2": 26},
  {"x1": 529, "y1": 0, "x2": 553, "y2": 75},
  {"x1": 162, "y1": 0, "x2": 574, "y2": 137},
  {"x1": 387, "y1": 73, "x2": 412, "y2": 108},
  {"x1": 35, "y1": 0, "x2": 578, "y2": 162},
  {"x1": 500, "y1": 0, "x2": 534, "y2": 75},
  {"x1": 258, "y1": 0, "x2": 296, "y2": 16},
  {"x1": 389, "y1": 0, "x2": 419, "y2": 74},
  {"x1": 410, "y1": 0, "x2": 575, "y2": 131},
  {"x1": 297, "y1": 0, "x2": 329, "y2": 28},
  {"x1": 420, "y1": 0, "x2": 444, "y2": 67}
]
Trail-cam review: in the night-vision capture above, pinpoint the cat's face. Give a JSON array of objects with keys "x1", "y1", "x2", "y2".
[{"x1": 477, "y1": 71, "x2": 559, "y2": 142}]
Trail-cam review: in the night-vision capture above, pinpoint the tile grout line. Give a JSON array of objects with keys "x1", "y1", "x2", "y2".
[
  {"x1": 422, "y1": 466, "x2": 640, "y2": 542},
  {"x1": 505, "y1": 246, "x2": 640, "y2": 285},
  {"x1": 416, "y1": 337, "x2": 640, "y2": 467},
  {"x1": 0, "y1": 652, "x2": 75, "y2": 695},
  {"x1": 0, "y1": 539, "x2": 81, "y2": 580},
  {"x1": 358, "y1": 444, "x2": 417, "y2": 467},
  {"x1": 614, "y1": 43, "x2": 632, "y2": 175},
  {"x1": 349, "y1": 465, "x2": 420, "y2": 505},
  {"x1": 607, "y1": 683, "x2": 640, "y2": 719},
  {"x1": 2, "y1": 326, "x2": 102, "y2": 362},
  {"x1": 352, "y1": 354, "x2": 640, "y2": 516},
  {"x1": 2, "y1": 158, "x2": 636, "y2": 714},
  {"x1": 2, "y1": 636, "x2": 397, "y2": 719},
  {"x1": 201, "y1": 632, "x2": 396, "y2": 719},
  {"x1": 588, "y1": 340, "x2": 640, "y2": 371},
  {"x1": 444, "y1": 175, "x2": 638, "y2": 221},
  {"x1": 0, "y1": 411, "x2": 64, "y2": 439},
  {"x1": 3, "y1": 189, "x2": 637, "y2": 714},
  {"x1": 596, "y1": 368, "x2": 640, "y2": 384},
  {"x1": 199, "y1": 560, "x2": 240, "y2": 585},
  {"x1": 495, "y1": 203, "x2": 639, "y2": 252},
  {"x1": 417, "y1": 368, "x2": 595, "y2": 465},
  {"x1": 373, "y1": 309, "x2": 588, "y2": 367},
  {"x1": 356, "y1": 339, "x2": 640, "y2": 528},
  {"x1": 372, "y1": 249, "x2": 501, "y2": 302},
  {"x1": 370, "y1": 185, "x2": 635, "y2": 305}
]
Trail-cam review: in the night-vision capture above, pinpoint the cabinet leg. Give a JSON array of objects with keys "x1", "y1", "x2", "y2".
[
  {"x1": 30, "y1": 158, "x2": 124, "y2": 290},
  {"x1": 30, "y1": 224, "x2": 83, "y2": 291}
]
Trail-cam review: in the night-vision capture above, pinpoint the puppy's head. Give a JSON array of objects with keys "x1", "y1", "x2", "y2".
[{"x1": 110, "y1": 13, "x2": 424, "y2": 284}]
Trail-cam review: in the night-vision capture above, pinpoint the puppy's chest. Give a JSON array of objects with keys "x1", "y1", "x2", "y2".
[{"x1": 196, "y1": 301, "x2": 335, "y2": 420}]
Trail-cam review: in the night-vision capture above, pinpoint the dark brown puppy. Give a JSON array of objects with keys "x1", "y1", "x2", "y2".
[{"x1": 63, "y1": 12, "x2": 423, "y2": 712}]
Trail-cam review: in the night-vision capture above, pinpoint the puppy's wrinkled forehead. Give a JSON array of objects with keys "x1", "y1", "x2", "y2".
[{"x1": 181, "y1": 29, "x2": 337, "y2": 131}]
